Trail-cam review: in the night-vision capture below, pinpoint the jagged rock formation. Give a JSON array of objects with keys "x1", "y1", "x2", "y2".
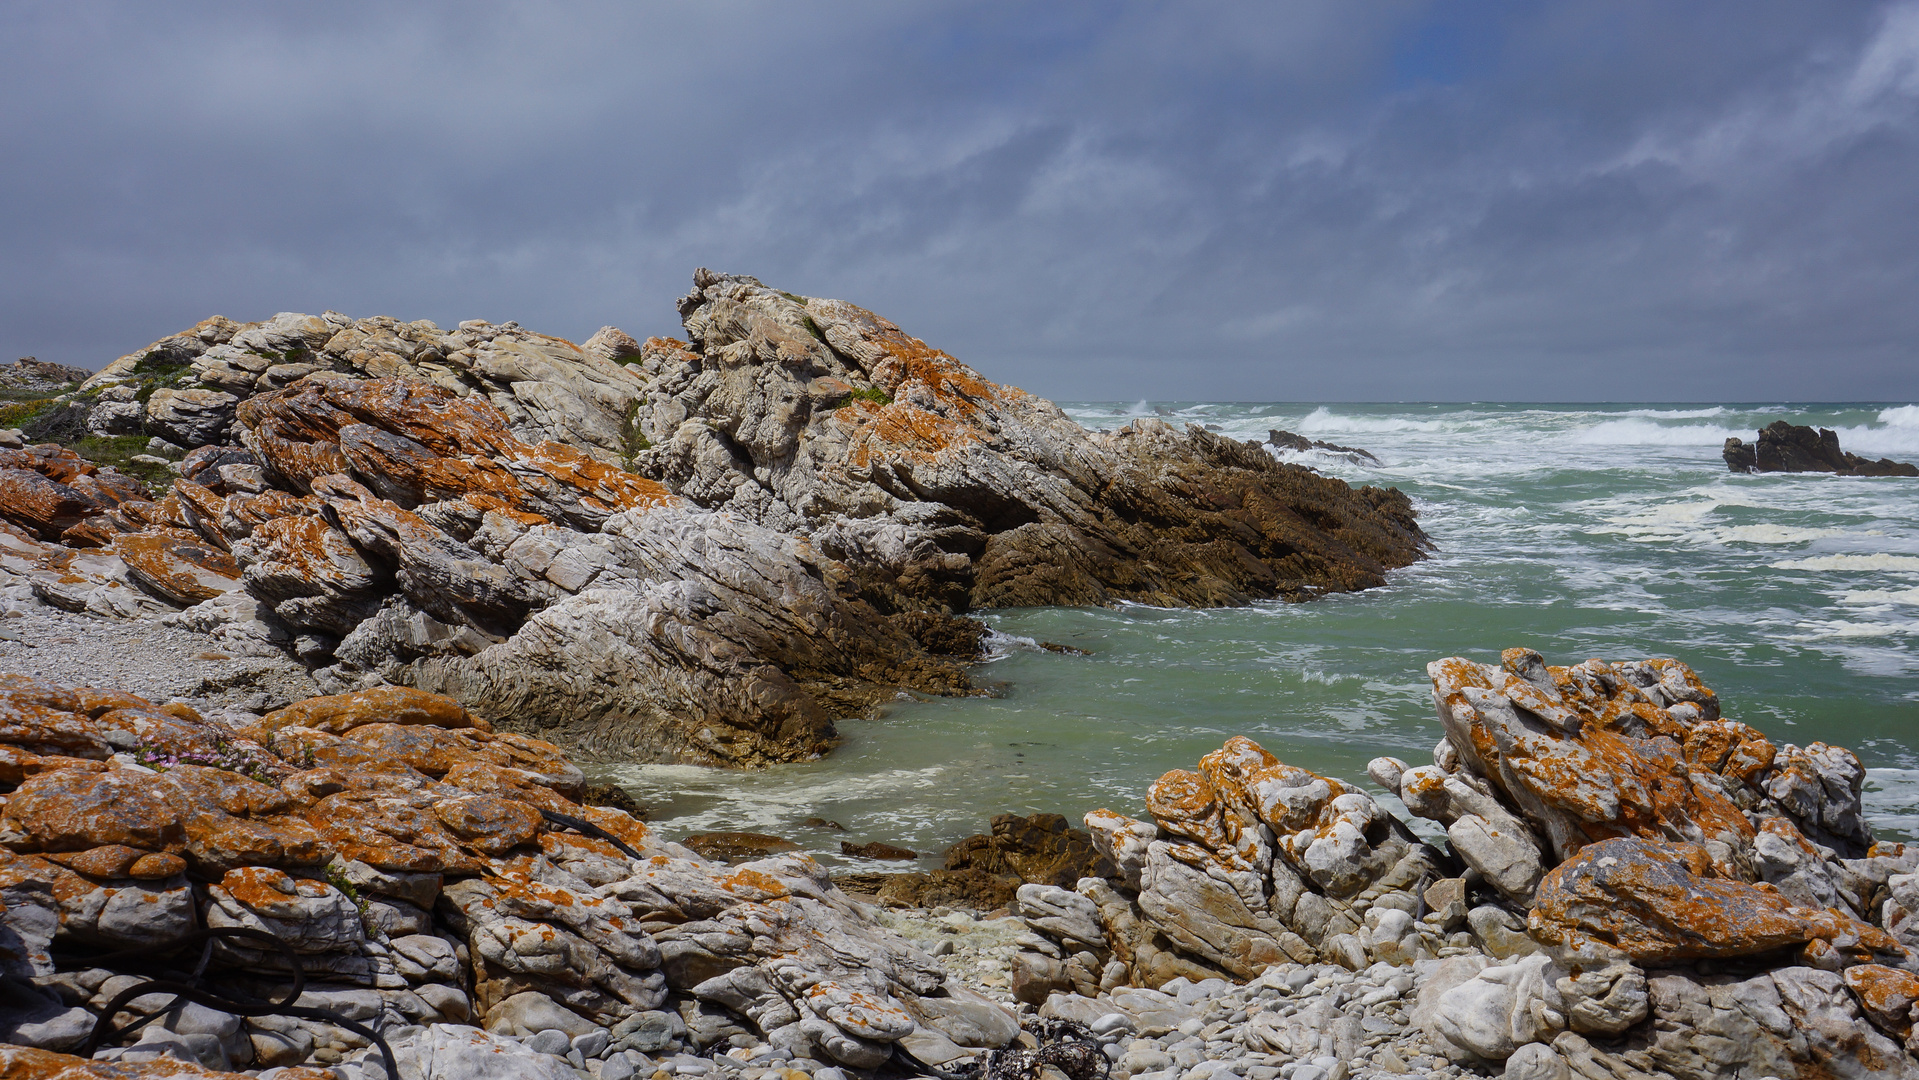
[
  {"x1": 1268, "y1": 429, "x2": 1380, "y2": 464},
  {"x1": 0, "y1": 679, "x2": 1018, "y2": 1077},
  {"x1": 0, "y1": 272, "x2": 1426, "y2": 766},
  {"x1": 998, "y1": 649, "x2": 1919, "y2": 1078},
  {"x1": 628, "y1": 271, "x2": 1427, "y2": 612},
  {"x1": 1725, "y1": 420, "x2": 1919, "y2": 476}
]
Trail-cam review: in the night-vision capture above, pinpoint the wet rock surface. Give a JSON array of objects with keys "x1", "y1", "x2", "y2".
[{"x1": 1725, "y1": 420, "x2": 1919, "y2": 476}]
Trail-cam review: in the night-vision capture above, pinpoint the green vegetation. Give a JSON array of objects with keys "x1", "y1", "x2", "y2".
[
  {"x1": 0, "y1": 383, "x2": 77, "y2": 403},
  {"x1": 71, "y1": 435, "x2": 170, "y2": 486},
  {"x1": 619, "y1": 398, "x2": 652, "y2": 471},
  {"x1": 127, "y1": 349, "x2": 193, "y2": 403},
  {"x1": 0, "y1": 397, "x2": 59, "y2": 429},
  {"x1": 823, "y1": 385, "x2": 893, "y2": 411},
  {"x1": 322, "y1": 862, "x2": 378, "y2": 933}
]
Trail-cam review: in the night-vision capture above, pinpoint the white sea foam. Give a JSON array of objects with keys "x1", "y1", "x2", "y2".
[
  {"x1": 1569, "y1": 419, "x2": 1745, "y2": 446},
  {"x1": 1293, "y1": 406, "x2": 1450, "y2": 434},
  {"x1": 1802, "y1": 620, "x2": 1914, "y2": 638},
  {"x1": 1771, "y1": 554, "x2": 1919, "y2": 572},
  {"x1": 1618, "y1": 407, "x2": 1728, "y2": 419},
  {"x1": 1715, "y1": 525, "x2": 1850, "y2": 545},
  {"x1": 1842, "y1": 587, "x2": 1919, "y2": 605},
  {"x1": 1821, "y1": 406, "x2": 1919, "y2": 457}
]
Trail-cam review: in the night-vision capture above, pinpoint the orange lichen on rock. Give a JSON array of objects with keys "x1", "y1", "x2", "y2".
[
  {"x1": 248, "y1": 684, "x2": 490, "y2": 737},
  {"x1": 1845, "y1": 964, "x2": 1919, "y2": 1038},
  {"x1": 232, "y1": 375, "x2": 678, "y2": 531},
  {"x1": 114, "y1": 527, "x2": 243, "y2": 604},
  {"x1": 0, "y1": 1044, "x2": 263, "y2": 1078},
  {"x1": 1428, "y1": 651, "x2": 1762, "y2": 864},
  {"x1": 1528, "y1": 835, "x2": 1900, "y2": 965}
]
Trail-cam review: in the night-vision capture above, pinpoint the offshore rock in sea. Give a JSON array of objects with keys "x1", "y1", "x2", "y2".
[
  {"x1": 0, "y1": 678, "x2": 1018, "y2": 1075},
  {"x1": 1724, "y1": 419, "x2": 1919, "y2": 476},
  {"x1": 998, "y1": 649, "x2": 1919, "y2": 1078}
]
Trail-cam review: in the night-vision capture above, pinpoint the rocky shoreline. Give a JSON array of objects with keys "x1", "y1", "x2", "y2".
[
  {"x1": 5, "y1": 275, "x2": 1905, "y2": 1080},
  {"x1": 0, "y1": 271, "x2": 1426, "y2": 770},
  {"x1": 5, "y1": 647, "x2": 1917, "y2": 1080}
]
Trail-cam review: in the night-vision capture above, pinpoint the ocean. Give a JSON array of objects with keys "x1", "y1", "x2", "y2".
[{"x1": 595, "y1": 402, "x2": 1919, "y2": 866}]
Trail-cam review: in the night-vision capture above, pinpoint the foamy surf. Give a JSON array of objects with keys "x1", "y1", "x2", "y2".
[{"x1": 597, "y1": 401, "x2": 1919, "y2": 863}]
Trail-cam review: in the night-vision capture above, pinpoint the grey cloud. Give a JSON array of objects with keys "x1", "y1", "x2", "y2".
[{"x1": 1, "y1": 0, "x2": 1915, "y2": 401}]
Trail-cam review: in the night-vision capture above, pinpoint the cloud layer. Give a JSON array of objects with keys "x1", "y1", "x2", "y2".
[{"x1": 3, "y1": 1, "x2": 1916, "y2": 400}]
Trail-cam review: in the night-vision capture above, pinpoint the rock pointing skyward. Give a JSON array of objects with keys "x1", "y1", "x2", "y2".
[{"x1": 0, "y1": 271, "x2": 1427, "y2": 766}]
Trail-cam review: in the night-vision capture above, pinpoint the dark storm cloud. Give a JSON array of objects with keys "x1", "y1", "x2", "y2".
[{"x1": 2, "y1": 0, "x2": 1915, "y2": 400}]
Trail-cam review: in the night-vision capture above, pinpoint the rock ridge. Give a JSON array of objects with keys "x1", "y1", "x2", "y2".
[{"x1": 0, "y1": 271, "x2": 1427, "y2": 766}]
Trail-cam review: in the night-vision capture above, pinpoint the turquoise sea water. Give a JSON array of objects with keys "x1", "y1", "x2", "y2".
[{"x1": 597, "y1": 403, "x2": 1919, "y2": 866}]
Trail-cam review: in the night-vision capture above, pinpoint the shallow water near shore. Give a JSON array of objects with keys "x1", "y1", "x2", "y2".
[{"x1": 595, "y1": 402, "x2": 1919, "y2": 868}]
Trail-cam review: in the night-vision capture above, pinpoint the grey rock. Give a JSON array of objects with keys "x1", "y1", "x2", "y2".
[
  {"x1": 572, "y1": 1028, "x2": 610, "y2": 1059},
  {"x1": 1016, "y1": 882, "x2": 1106, "y2": 948},
  {"x1": 206, "y1": 867, "x2": 366, "y2": 954},
  {"x1": 380, "y1": 1022, "x2": 580, "y2": 1080},
  {"x1": 145, "y1": 387, "x2": 240, "y2": 446},
  {"x1": 87, "y1": 399, "x2": 147, "y2": 437},
  {"x1": 484, "y1": 991, "x2": 603, "y2": 1037},
  {"x1": 525, "y1": 1028, "x2": 572, "y2": 1056}
]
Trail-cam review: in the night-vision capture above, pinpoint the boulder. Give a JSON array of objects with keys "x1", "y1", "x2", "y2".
[{"x1": 146, "y1": 387, "x2": 241, "y2": 447}]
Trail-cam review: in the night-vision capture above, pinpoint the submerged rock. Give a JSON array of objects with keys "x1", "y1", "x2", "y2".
[
  {"x1": 1725, "y1": 420, "x2": 1919, "y2": 476},
  {"x1": 1268, "y1": 428, "x2": 1381, "y2": 463}
]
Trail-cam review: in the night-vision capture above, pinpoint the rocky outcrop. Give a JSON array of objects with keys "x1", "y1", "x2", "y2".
[
  {"x1": 983, "y1": 649, "x2": 1919, "y2": 1078},
  {"x1": 837, "y1": 812, "x2": 1118, "y2": 912},
  {"x1": 0, "y1": 372, "x2": 980, "y2": 765},
  {"x1": 1725, "y1": 420, "x2": 1919, "y2": 476},
  {"x1": 0, "y1": 358, "x2": 89, "y2": 395},
  {"x1": 0, "y1": 678, "x2": 1018, "y2": 1076},
  {"x1": 3, "y1": 272, "x2": 1427, "y2": 766},
  {"x1": 627, "y1": 270, "x2": 1427, "y2": 612},
  {"x1": 1268, "y1": 428, "x2": 1380, "y2": 464}
]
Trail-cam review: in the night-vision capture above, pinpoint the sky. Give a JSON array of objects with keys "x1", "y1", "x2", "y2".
[{"x1": 3, "y1": 1, "x2": 1917, "y2": 402}]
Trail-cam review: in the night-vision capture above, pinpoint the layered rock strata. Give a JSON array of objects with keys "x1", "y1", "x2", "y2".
[
  {"x1": 630, "y1": 271, "x2": 1427, "y2": 612},
  {"x1": 994, "y1": 649, "x2": 1919, "y2": 1078},
  {"x1": 0, "y1": 374, "x2": 979, "y2": 766},
  {"x1": 0, "y1": 678, "x2": 1017, "y2": 1078},
  {"x1": 0, "y1": 272, "x2": 1426, "y2": 765},
  {"x1": 1724, "y1": 420, "x2": 1919, "y2": 476}
]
